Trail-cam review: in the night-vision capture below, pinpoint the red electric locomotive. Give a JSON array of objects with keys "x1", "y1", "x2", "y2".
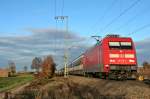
[{"x1": 68, "y1": 34, "x2": 137, "y2": 80}]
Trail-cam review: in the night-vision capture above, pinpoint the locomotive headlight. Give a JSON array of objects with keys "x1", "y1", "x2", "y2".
[
  {"x1": 110, "y1": 59, "x2": 115, "y2": 62},
  {"x1": 125, "y1": 54, "x2": 134, "y2": 58},
  {"x1": 109, "y1": 54, "x2": 119, "y2": 58},
  {"x1": 129, "y1": 59, "x2": 135, "y2": 62},
  {"x1": 105, "y1": 65, "x2": 109, "y2": 67}
]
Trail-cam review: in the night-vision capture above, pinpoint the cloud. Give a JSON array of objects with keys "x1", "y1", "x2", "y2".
[
  {"x1": 26, "y1": 28, "x2": 84, "y2": 40},
  {"x1": 1, "y1": 28, "x2": 149, "y2": 70},
  {"x1": 135, "y1": 38, "x2": 150, "y2": 65},
  {"x1": 0, "y1": 27, "x2": 89, "y2": 70}
]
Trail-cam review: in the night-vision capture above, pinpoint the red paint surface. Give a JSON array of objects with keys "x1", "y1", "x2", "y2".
[{"x1": 82, "y1": 36, "x2": 137, "y2": 73}]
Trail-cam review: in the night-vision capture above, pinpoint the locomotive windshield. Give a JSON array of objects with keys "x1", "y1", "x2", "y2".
[
  {"x1": 120, "y1": 42, "x2": 132, "y2": 49},
  {"x1": 109, "y1": 42, "x2": 120, "y2": 49},
  {"x1": 109, "y1": 42, "x2": 132, "y2": 49}
]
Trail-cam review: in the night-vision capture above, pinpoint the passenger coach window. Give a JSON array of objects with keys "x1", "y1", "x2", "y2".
[
  {"x1": 120, "y1": 42, "x2": 132, "y2": 49},
  {"x1": 109, "y1": 42, "x2": 120, "y2": 49}
]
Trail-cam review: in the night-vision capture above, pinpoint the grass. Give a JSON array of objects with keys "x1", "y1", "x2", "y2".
[{"x1": 0, "y1": 75, "x2": 33, "y2": 92}]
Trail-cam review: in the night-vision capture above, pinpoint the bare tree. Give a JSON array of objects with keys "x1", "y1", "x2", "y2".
[
  {"x1": 143, "y1": 61, "x2": 150, "y2": 69},
  {"x1": 31, "y1": 57, "x2": 42, "y2": 73},
  {"x1": 42, "y1": 55, "x2": 56, "y2": 78},
  {"x1": 8, "y1": 61, "x2": 16, "y2": 76},
  {"x1": 24, "y1": 66, "x2": 28, "y2": 72}
]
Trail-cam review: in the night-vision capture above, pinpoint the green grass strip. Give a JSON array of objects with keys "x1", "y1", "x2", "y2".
[{"x1": 0, "y1": 76, "x2": 33, "y2": 92}]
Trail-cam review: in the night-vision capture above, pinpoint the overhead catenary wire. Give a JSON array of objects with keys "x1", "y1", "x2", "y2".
[
  {"x1": 54, "y1": 0, "x2": 65, "y2": 16},
  {"x1": 113, "y1": 12, "x2": 140, "y2": 32},
  {"x1": 128, "y1": 23, "x2": 150, "y2": 36},
  {"x1": 101, "y1": 0, "x2": 141, "y2": 33},
  {"x1": 61, "y1": 0, "x2": 64, "y2": 16},
  {"x1": 115, "y1": 14, "x2": 138, "y2": 31},
  {"x1": 54, "y1": 0, "x2": 66, "y2": 52},
  {"x1": 54, "y1": 0, "x2": 69, "y2": 77},
  {"x1": 89, "y1": 0, "x2": 118, "y2": 35},
  {"x1": 54, "y1": 0, "x2": 57, "y2": 55},
  {"x1": 113, "y1": 6, "x2": 149, "y2": 32},
  {"x1": 54, "y1": 0, "x2": 57, "y2": 17}
]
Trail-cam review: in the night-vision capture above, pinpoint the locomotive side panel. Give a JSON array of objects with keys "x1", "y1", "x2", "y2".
[
  {"x1": 84, "y1": 43, "x2": 104, "y2": 73},
  {"x1": 102, "y1": 39, "x2": 110, "y2": 73}
]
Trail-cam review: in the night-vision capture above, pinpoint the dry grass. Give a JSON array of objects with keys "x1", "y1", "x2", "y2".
[{"x1": 10, "y1": 76, "x2": 150, "y2": 99}]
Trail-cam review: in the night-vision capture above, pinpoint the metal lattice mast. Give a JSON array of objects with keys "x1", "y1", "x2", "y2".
[{"x1": 55, "y1": 16, "x2": 69, "y2": 77}]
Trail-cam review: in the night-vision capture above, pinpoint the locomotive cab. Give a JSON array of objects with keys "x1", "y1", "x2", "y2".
[{"x1": 103, "y1": 35, "x2": 137, "y2": 79}]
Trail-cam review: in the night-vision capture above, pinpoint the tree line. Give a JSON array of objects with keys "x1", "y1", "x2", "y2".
[
  {"x1": 31, "y1": 55, "x2": 56, "y2": 78},
  {"x1": 142, "y1": 61, "x2": 150, "y2": 69}
]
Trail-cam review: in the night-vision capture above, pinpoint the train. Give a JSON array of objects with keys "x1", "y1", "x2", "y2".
[{"x1": 58, "y1": 34, "x2": 138, "y2": 80}]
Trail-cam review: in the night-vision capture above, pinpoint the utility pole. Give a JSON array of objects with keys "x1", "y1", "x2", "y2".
[{"x1": 55, "y1": 16, "x2": 69, "y2": 77}]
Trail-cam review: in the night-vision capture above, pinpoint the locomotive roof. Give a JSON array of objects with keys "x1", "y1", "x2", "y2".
[
  {"x1": 104, "y1": 34, "x2": 132, "y2": 39},
  {"x1": 85, "y1": 36, "x2": 133, "y2": 53},
  {"x1": 105, "y1": 34, "x2": 120, "y2": 38},
  {"x1": 104, "y1": 36, "x2": 132, "y2": 41}
]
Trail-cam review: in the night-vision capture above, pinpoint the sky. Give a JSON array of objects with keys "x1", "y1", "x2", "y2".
[{"x1": 0, "y1": 0, "x2": 150, "y2": 70}]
